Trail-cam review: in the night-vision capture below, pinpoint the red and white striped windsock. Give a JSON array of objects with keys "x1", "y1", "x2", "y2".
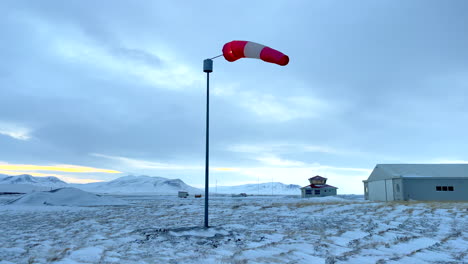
[{"x1": 222, "y1": 41, "x2": 289, "y2": 66}]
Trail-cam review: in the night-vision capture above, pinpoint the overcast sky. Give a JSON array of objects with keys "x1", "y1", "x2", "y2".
[{"x1": 1, "y1": 0, "x2": 467, "y2": 193}]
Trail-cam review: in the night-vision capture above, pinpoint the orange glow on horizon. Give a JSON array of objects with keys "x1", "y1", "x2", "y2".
[{"x1": 213, "y1": 167, "x2": 237, "y2": 171}]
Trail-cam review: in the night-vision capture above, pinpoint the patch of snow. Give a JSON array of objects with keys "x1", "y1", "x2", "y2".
[
  {"x1": 0, "y1": 261, "x2": 17, "y2": 264},
  {"x1": 68, "y1": 247, "x2": 104, "y2": 263},
  {"x1": 168, "y1": 227, "x2": 229, "y2": 238},
  {"x1": 330, "y1": 230, "x2": 369, "y2": 247},
  {"x1": 9, "y1": 187, "x2": 128, "y2": 206}
]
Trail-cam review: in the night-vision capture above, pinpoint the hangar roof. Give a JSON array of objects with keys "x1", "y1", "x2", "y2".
[{"x1": 366, "y1": 164, "x2": 468, "y2": 182}]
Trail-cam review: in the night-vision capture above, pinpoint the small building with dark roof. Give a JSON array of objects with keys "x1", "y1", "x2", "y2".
[{"x1": 301, "y1": 176, "x2": 338, "y2": 198}]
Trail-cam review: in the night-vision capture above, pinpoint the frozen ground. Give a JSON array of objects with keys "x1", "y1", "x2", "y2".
[{"x1": 0, "y1": 195, "x2": 466, "y2": 264}]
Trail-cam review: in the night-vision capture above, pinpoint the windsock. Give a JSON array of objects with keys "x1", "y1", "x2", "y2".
[{"x1": 222, "y1": 41, "x2": 289, "y2": 66}]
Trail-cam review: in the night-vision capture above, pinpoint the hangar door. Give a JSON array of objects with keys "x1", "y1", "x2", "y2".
[{"x1": 385, "y1": 179, "x2": 394, "y2": 201}]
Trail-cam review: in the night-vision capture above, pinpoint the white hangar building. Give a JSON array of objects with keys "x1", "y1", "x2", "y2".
[{"x1": 363, "y1": 164, "x2": 468, "y2": 201}]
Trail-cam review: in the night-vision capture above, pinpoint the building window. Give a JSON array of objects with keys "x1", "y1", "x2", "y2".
[
  {"x1": 314, "y1": 190, "x2": 320, "y2": 195},
  {"x1": 436, "y1": 186, "x2": 455, "y2": 192},
  {"x1": 305, "y1": 189, "x2": 312, "y2": 195}
]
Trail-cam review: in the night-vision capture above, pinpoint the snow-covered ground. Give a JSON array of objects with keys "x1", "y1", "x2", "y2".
[
  {"x1": 8, "y1": 188, "x2": 127, "y2": 206},
  {"x1": 0, "y1": 195, "x2": 466, "y2": 264}
]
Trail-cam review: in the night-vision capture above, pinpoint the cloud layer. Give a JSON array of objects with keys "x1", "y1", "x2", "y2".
[{"x1": 1, "y1": 1, "x2": 468, "y2": 193}]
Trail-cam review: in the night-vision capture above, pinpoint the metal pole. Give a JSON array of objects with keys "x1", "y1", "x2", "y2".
[
  {"x1": 203, "y1": 59, "x2": 213, "y2": 228},
  {"x1": 204, "y1": 71, "x2": 210, "y2": 228}
]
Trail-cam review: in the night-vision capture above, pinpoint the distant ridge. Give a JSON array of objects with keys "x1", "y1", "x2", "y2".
[
  {"x1": 73, "y1": 175, "x2": 202, "y2": 195},
  {"x1": 0, "y1": 174, "x2": 201, "y2": 195},
  {"x1": 0, "y1": 174, "x2": 69, "y2": 194},
  {"x1": 0, "y1": 174, "x2": 67, "y2": 188},
  {"x1": 0, "y1": 174, "x2": 301, "y2": 196},
  {"x1": 215, "y1": 182, "x2": 301, "y2": 195}
]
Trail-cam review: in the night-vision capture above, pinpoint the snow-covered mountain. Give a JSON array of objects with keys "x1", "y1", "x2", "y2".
[
  {"x1": 215, "y1": 182, "x2": 301, "y2": 195},
  {"x1": 0, "y1": 174, "x2": 201, "y2": 195},
  {"x1": 0, "y1": 174, "x2": 301, "y2": 196},
  {"x1": 74, "y1": 175, "x2": 202, "y2": 195},
  {"x1": 0, "y1": 174, "x2": 68, "y2": 188}
]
